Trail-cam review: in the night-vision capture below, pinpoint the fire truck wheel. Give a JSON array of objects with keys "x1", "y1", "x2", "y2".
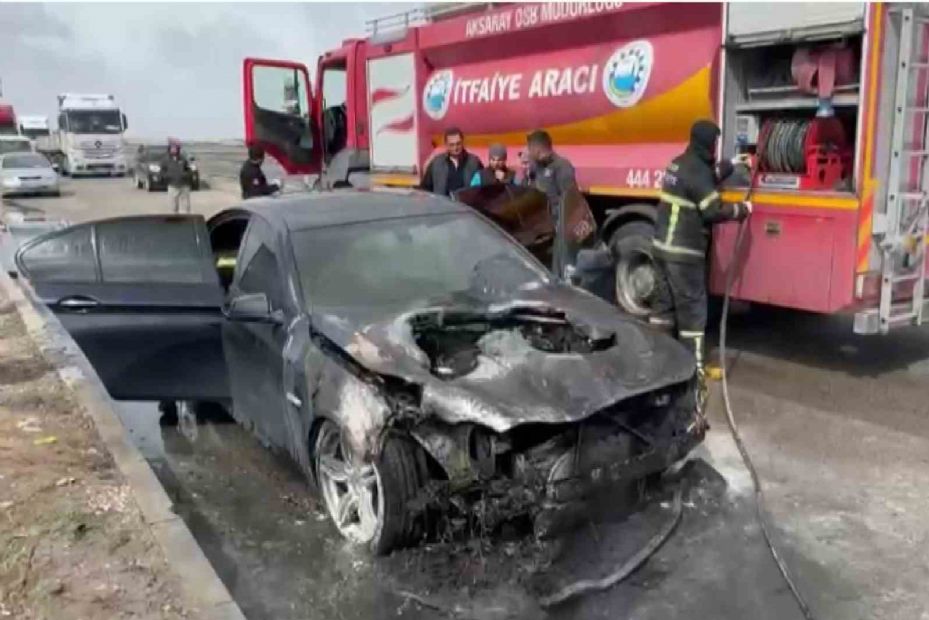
[{"x1": 610, "y1": 220, "x2": 658, "y2": 317}]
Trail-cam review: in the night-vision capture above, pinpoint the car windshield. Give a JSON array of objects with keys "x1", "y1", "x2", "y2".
[
  {"x1": 0, "y1": 140, "x2": 32, "y2": 155},
  {"x1": 66, "y1": 110, "x2": 122, "y2": 134},
  {"x1": 2, "y1": 154, "x2": 50, "y2": 169},
  {"x1": 293, "y1": 213, "x2": 549, "y2": 309}
]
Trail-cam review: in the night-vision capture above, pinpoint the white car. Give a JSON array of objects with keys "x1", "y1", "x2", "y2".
[
  {"x1": 0, "y1": 135, "x2": 35, "y2": 156},
  {"x1": 1, "y1": 152, "x2": 60, "y2": 197}
]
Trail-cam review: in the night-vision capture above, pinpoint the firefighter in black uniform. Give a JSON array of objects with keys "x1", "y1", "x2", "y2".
[
  {"x1": 240, "y1": 144, "x2": 279, "y2": 199},
  {"x1": 650, "y1": 120, "x2": 751, "y2": 380}
]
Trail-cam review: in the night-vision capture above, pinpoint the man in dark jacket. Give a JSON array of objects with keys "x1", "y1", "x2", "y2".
[
  {"x1": 161, "y1": 140, "x2": 193, "y2": 213},
  {"x1": 650, "y1": 119, "x2": 752, "y2": 379},
  {"x1": 524, "y1": 130, "x2": 580, "y2": 276},
  {"x1": 420, "y1": 127, "x2": 482, "y2": 197},
  {"x1": 525, "y1": 129, "x2": 577, "y2": 220},
  {"x1": 240, "y1": 144, "x2": 279, "y2": 199},
  {"x1": 470, "y1": 143, "x2": 516, "y2": 187}
]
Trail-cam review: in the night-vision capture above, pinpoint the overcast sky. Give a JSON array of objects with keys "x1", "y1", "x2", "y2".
[{"x1": 0, "y1": 3, "x2": 415, "y2": 141}]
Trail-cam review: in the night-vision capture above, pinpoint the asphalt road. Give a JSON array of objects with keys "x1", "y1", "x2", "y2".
[{"x1": 3, "y1": 173, "x2": 928, "y2": 620}]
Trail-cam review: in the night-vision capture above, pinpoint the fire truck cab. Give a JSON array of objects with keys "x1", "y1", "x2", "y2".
[{"x1": 244, "y1": 2, "x2": 929, "y2": 334}]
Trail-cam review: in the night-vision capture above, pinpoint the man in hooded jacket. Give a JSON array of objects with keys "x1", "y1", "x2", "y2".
[{"x1": 650, "y1": 120, "x2": 752, "y2": 379}]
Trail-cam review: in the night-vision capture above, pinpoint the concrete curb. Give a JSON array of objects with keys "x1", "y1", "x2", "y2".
[{"x1": 0, "y1": 272, "x2": 246, "y2": 620}]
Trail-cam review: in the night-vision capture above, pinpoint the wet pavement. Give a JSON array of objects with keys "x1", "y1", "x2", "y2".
[
  {"x1": 110, "y1": 304, "x2": 929, "y2": 620},
  {"x1": 115, "y1": 399, "x2": 807, "y2": 620},
  {"x1": 11, "y1": 174, "x2": 927, "y2": 619}
]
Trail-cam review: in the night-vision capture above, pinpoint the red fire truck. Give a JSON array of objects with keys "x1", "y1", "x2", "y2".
[
  {"x1": 0, "y1": 103, "x2": 17, "y2": 136},
  {"x1": 243, "y1": 2, "x2": 929, "y2": 334}
]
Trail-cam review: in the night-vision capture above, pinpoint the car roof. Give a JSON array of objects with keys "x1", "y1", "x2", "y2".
[
  {"x1": 0, "y1": 151, "x2": 45, "y2": 158},
  {"x1": 0, "y1": 152, "x2": 46, "y2": 163},
  {"x1": 236, "y1": 188, "x2": 472, "y2": 230}
]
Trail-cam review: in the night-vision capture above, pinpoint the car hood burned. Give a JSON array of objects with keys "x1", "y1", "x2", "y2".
[{"x1": 314, "y1": 283, "x2": 695, "y2": 433}]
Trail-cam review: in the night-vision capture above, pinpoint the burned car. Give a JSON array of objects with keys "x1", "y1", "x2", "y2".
[{"x1": 14, "y1": 189, "x2": 704, "y2": 553}]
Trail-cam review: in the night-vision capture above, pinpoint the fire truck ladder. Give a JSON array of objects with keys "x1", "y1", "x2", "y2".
[{"x1": 871, "y1": 7, "x2": 929, "y2": 334}]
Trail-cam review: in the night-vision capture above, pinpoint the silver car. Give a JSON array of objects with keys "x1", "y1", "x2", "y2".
[{"x1": 1, "y1": 152, "x2": 60, "y2": 197}]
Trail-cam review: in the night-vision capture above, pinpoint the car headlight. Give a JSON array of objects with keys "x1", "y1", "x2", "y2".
[
  {"x1": 2, "y1": 177, "x2": 21, "y2": 187},
  {"x1": 148, "y1": 164, "x2": 161, "y2": 173}
]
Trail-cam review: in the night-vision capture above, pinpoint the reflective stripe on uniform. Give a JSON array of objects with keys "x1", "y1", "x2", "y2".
[
  {"x1": 652, "y1": 239, "x2": 704, "y2": 257},
  {"x1": 665, "y1": 203, "x2": 680, "y2": 245},
  {"x1": 698, "y1": 191, "x2": 720, "y2": 211},
  {"x1": 679, "y1": 331, "x2": 705, "y2": 365},
  {"x1": 659, "y1": 192, "x2": 696, "y2": 208},
  {"x1": 216, "y1": 256, "x2": 236, "y2": 268}
]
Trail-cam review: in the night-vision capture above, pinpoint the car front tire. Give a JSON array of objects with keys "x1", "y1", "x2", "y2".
[{"x1": 313, "y1": 419, "x2": 424, "y2": 555}]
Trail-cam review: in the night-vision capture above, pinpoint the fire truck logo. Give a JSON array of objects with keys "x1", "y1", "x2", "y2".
[
  {"x1": 603, "y1": 40, "x2": 654, "y2": 108},
  {"x1": 423, "y1": 70, "x2": 454, "y2": 120}
]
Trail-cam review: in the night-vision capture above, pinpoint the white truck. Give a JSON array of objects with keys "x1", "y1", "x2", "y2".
[
  {"x1": 52, "y1": 94, "x2": 129, "y2": 177},
  {"x1": 18, "y1": 115, "x2": 52, "y2": 150}
]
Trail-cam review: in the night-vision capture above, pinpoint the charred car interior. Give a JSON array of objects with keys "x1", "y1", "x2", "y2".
[{"x1": 13, "y1": 189, "x2": 703, "y2": 554}]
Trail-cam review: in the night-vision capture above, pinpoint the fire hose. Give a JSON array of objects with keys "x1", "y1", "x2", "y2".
[
  {"x1": 758, "y1": 118, "x2": 810, "y2": 174},
  {"x1": 718, "y1": 163, "x2": 816, "y2": 620},
  {"x1": 542, "y1": 159, "x2": 817, "y2": 618}
]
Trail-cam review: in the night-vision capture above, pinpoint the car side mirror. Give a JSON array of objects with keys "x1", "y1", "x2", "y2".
[{"x1": 224, "y1": 293, "x2": 283, "y2": 324}]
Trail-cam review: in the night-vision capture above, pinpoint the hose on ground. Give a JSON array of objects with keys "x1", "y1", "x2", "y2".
[{"x1": 719, "y1": 211, "x2": 816, "y2": 620}]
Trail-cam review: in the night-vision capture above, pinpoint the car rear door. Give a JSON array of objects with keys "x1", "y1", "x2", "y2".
[{"x1": 15, "y1": 214, "x2": 229, "y2": 402}]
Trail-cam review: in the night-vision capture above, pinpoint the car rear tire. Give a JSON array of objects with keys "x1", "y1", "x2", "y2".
[
  {"x1": 314, "y1": 419, "x2": 424, "y2": 555},
  {"x1": 610, "y1": 220, "x2": 659, "y2": 317}
]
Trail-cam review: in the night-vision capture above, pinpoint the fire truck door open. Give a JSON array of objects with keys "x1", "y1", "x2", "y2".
[{"x1": 243, "y1": 58, "x2": 321, "y2": 175}]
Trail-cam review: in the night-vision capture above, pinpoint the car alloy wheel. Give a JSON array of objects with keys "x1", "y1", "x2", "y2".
[{"x1": 314, "y1": 419, "x2": 384, "y2": 545}]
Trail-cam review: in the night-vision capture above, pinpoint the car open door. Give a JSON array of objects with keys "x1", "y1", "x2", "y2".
[
  {"x1": 14, "y1": 215, "x2": 229, "y2": 402},
  {"x1": 243, "y1": 57, "x2": 321, "y2": 175}
]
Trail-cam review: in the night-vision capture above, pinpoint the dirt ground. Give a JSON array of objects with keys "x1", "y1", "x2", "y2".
[{"x1": 0, "y1": 294, "x2": 187, "y2": 619}]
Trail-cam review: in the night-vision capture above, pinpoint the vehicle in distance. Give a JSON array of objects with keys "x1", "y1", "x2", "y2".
[
  {"x1": 132, "y1": 145, "x2": 201, "y2": 192},
  {"x1": 0, "y1": 135, "x2": 35, "y2": 156},
  {"x1": 1, "y1": 152, "x2": 60, "y2": 197},
  {"x1": 13, "y1": 190, "x2": 703, "y2": 553},
  {"x1": 54, "y1": 93, "x2": 128, "y2": 177}
]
